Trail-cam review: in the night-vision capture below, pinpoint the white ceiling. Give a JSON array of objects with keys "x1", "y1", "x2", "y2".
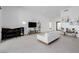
[
  {"x1": 21, "y1": 6, "x2": 70, "y2": 18},
  {"x1": 2, "y1": 6, "x2": 70, "y2": 19}
]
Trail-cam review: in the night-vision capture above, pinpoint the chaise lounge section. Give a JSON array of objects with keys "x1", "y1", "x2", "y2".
[{"x1": 37, "y1": 31, "x2": 60, "y2": 44}]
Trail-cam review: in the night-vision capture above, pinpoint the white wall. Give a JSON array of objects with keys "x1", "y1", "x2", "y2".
[
  {"x1": 17, "y1": 8, "x2": 51, "y2": 33},
  {"x1": 2, "y1": 6, "x2": 54, "y2": 34},
  {"x1": 2, "y1": 6, "x2": 68, "y2": 34},
  {"x1": 2, "y1": 7, "x2": 21, "y2": 28}
]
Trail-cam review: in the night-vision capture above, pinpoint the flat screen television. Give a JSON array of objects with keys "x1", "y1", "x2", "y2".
[{"x1": 28, "y1": 22, "x2": 37, "y2": 28}]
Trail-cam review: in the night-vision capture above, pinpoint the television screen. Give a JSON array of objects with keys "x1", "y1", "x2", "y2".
[{"x1": 28, "y1": 22, "x2": 37, "y2": 28}]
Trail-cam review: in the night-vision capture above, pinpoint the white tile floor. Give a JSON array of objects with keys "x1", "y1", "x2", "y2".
[{"x1": 0, "y1": 34, "x2": 79, "y2": 53}]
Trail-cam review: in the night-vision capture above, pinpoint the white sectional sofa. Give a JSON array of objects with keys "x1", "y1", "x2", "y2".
[{"x1": 37, "y1": 31, "x2": 60, "y2": 44}]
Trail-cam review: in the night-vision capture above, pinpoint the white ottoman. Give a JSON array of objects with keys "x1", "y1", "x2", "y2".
[{"x1": 37, "y1": 31, "x2": 60, "y2": 44}]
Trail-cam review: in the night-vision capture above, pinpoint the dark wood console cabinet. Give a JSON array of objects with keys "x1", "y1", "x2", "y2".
[{"x1": 2, "y1": 27, "x2": 24, "y2": 41}]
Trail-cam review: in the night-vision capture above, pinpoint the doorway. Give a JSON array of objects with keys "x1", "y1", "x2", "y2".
[{"x1": 56, "y1": 21, "x2": 61, "y2": 31}]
